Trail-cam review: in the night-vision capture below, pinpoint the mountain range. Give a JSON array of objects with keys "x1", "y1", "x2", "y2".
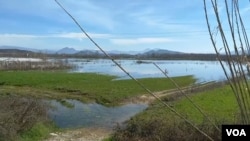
[
  {"x1": 0, "y1": 45, "x2": 55, "y2": 54},
  {"x1": 0, "y1": 46, "x2": 223, "y2": 60},
  {"x1": 0, "y1": 46, "x2": 183, "y2": 55}
]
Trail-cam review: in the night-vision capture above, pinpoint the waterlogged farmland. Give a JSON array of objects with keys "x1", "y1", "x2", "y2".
[
  {"x1": 0, "y1": 58, "x2": 239, "y2": 140},
  {"x1": 48, "y1": 100, "x2": 147, "y2": 129},
  {"x1": 0, "y1": 57, "x2": 229, "y2": 82},
  {"x1": 0, "y1": 60, "x2": 196, "y2": 131},
  {"x1": 69, "y1": 59, "x2": 228, "y2": 82}
]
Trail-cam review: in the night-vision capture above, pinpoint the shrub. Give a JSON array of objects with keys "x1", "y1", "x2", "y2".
[
  {"x1": 111, "y1": 115, "x2": 221, "y2": 141},
  {"x1": 0, "y1": 97, "x2": 48, "y2": 141}
]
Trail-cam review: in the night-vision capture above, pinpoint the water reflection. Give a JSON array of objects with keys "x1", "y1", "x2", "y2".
[
  {"x1": 48, "y1": 100, "x2": 148, "y2": 129},
  {"x1": 68, "y1": 59, "x2": 231, "y2": 82},
  {"x1": 0, "y1": 97, "x2": 48, "y2": 140}
]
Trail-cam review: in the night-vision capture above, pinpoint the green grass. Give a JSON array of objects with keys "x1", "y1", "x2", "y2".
[
  {"x1": 111, "y1": 84, "x2": 239, "y2": 140},
  {"x1": 0, "y1": 71, "x2": 196, "y2": 140},
  {"x1": 135, "y1": 84, "x2": 238, "y2": 124},
  {"x1": 19, "y1": 122, "x2": 58, "y2": 141},
  {"x1": 0, "y1": 70, "x2": 239, "y2": 140},
  {"x1": 174, "y1": 85, "x2": 238, "y2": 123},
  {"x1": 0, "y1": 71, "x2": 196, "y2": 105}
]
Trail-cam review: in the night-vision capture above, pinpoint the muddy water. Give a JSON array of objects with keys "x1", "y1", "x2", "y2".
[{"x1": 47, "y1": 100, "x2": 147, "y2": 129}]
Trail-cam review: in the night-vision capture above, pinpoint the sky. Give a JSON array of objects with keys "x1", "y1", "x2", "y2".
[{"x1": 0, "y1": 0, "x2": 249, "y2": 53}]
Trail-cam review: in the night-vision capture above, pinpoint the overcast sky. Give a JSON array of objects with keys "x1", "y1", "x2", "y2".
[{"x1": 0, "y1": 0, "x2": 249, "y2": 53}]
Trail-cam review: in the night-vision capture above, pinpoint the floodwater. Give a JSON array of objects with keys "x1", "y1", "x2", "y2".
[
  {"x1": 2, "y1": 58, "x2": 243, "y2": 129},
  {"x1": 68, "y1": 59, "x2": 232, "y2": 82},
  {"x1": 47, "y1": 59, "x2": 233, "y2": 128},
  {"x1": 0, "y1": 57, "x2": 236, "y2": 82},
  {"x1": 48, "y1": 100, "x2": 147, "y2": 129}
]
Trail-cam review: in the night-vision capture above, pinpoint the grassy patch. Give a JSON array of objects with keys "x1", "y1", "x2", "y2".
[
  {"x1": 111, "y1": 84, "x2": 239, "y2": 140},
  {"x1": 173, "y1": 85, "x2": 238, "y2": 123},
  {"x1": 0, "y1": 71, "x2": 196, "y2": 105},
  {"x1": 19, "y1": 122, "x2": 58, "y2": 141},
  {"x1": 135, "y1": 84, "x2": 238, "y2": 123}
]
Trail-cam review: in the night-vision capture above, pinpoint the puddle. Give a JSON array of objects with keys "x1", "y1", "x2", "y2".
[{"x1": 47, "y1": 100, "x2": 148, "y2": 129}]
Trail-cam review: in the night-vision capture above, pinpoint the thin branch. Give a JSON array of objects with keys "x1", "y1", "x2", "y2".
[
  {"x1": 55, "y1": 0, "x2": 214, "y2": 140},
  {"x1": 153, "y1": 62, "x2": 220, "y2": 132}
]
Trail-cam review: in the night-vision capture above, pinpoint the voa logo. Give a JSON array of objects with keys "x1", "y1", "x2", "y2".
[{"x1": 226, "y1": 129, "x2": 246, "y2": 136}]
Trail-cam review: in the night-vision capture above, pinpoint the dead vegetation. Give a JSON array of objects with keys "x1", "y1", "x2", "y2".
[
  {"x1": 112, "y1": 116, "x2": 222, "y2": 141},
  {"x1": 0, "y1": 58, "x2": 73, "y2": 71},
  {"x1": 0, "y1": 97, "x2": 49, "y2": 141}
]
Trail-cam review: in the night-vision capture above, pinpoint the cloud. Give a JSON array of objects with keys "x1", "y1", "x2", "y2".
[
  {"x1": 0, "y1": 34, "x2": 38, "y2": 38},
  {"x1": 0, "y1": 0, "x2": 117, "y2": 31},
  {"x1": 56, "y1": 0, "x2": 118, "y2": 31},
  {"x1": 0, "y1": 0, "x2": 60, "y2": 19},
  {"x1": 0, "y1": 32, "x2": 112, "y2": 39},
  {"x1": 0, "y1": 32, "x2": 113, "y2": 48},
  {"x1": 111, "y1": 37, "x2": 175, "y2": 45},
  {"x1": 241, "y1": 4, "x2": 250, "y2": 14},
  {"x1": 53, "y1": 32, "x2": 112, "y2": 39}
]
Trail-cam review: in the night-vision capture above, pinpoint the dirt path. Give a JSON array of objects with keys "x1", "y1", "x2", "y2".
[
  {"x1": 44, "y1": 127, "x2": 112, "y2": 141},
  {"x1": 123, "y1": 81, "x2": 225, "y2": 104}
]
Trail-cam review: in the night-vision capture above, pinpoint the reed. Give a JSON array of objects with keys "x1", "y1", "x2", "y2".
[
  {"x1": 0, "y1": 59, "x2": 73, "y2": 71},
  {"x1": 204, "y1": 0, "x2": 250, "y2": 124}
]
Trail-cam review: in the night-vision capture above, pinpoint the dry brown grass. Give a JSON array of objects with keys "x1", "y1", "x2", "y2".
[
  {"x1": 112, "y1": 116, "x2": 221, "y2": 141},
  {"x1": 0, "y1": 97, "x2": 48, "y2": 141},
  {"x1": 0, "y1": 59, "x2": 73, "y2": 71}
]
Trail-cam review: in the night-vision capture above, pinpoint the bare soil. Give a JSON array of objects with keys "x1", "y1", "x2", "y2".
[
  {"x1": 122, "y1": 81, "x2": 225, "y2": 104},
  {"x1": 44, "y1": 127, "x2": 112, "y2": 141}
]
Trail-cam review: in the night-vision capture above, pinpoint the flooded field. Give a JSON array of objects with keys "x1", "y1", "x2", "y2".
[
  {"x1": 47, "y1": 100, "x2": 147, "y2": 129},
  {"x1": 68, "y1": 59, "x2": 231, "y2": 82},
  {"x1": 1, "y1": 58, "x2": 243, "y2": 129}
]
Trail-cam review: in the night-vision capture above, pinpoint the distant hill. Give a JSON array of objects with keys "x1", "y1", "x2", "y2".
[
  {"x1": 136, "y1": 49, "x2": 183, "y2": 59},
  {"x1": 56, "y1": 47, "x2": 79, "y2": 54},
  {"x1": 0, "y1": 45, "x2": 55, "y2": 54},
  {"x1": 1, "y1": 45, "x2": 221, "y2": 60},
  {"x1": 0, "y1": 45, "x2": 36, "y2": 51},
  {"x1": 107, "y1": 50, "x2": 141, "y2": 55},
  {"x1": 0, "y1": 45, "x2": 185, "y2": 55},
  {"x1": 142, "y1": 49, "x2": 183, "y2": 55},
  {"x1": 75, "y1": 49, "x2": 103, "y2": 57},
  {"x1": 0, "y1": 49, "x2": 34, "y2": 54},
  {"x1": 0, "y1": 49, "x2": 39, "y2": 57}
]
